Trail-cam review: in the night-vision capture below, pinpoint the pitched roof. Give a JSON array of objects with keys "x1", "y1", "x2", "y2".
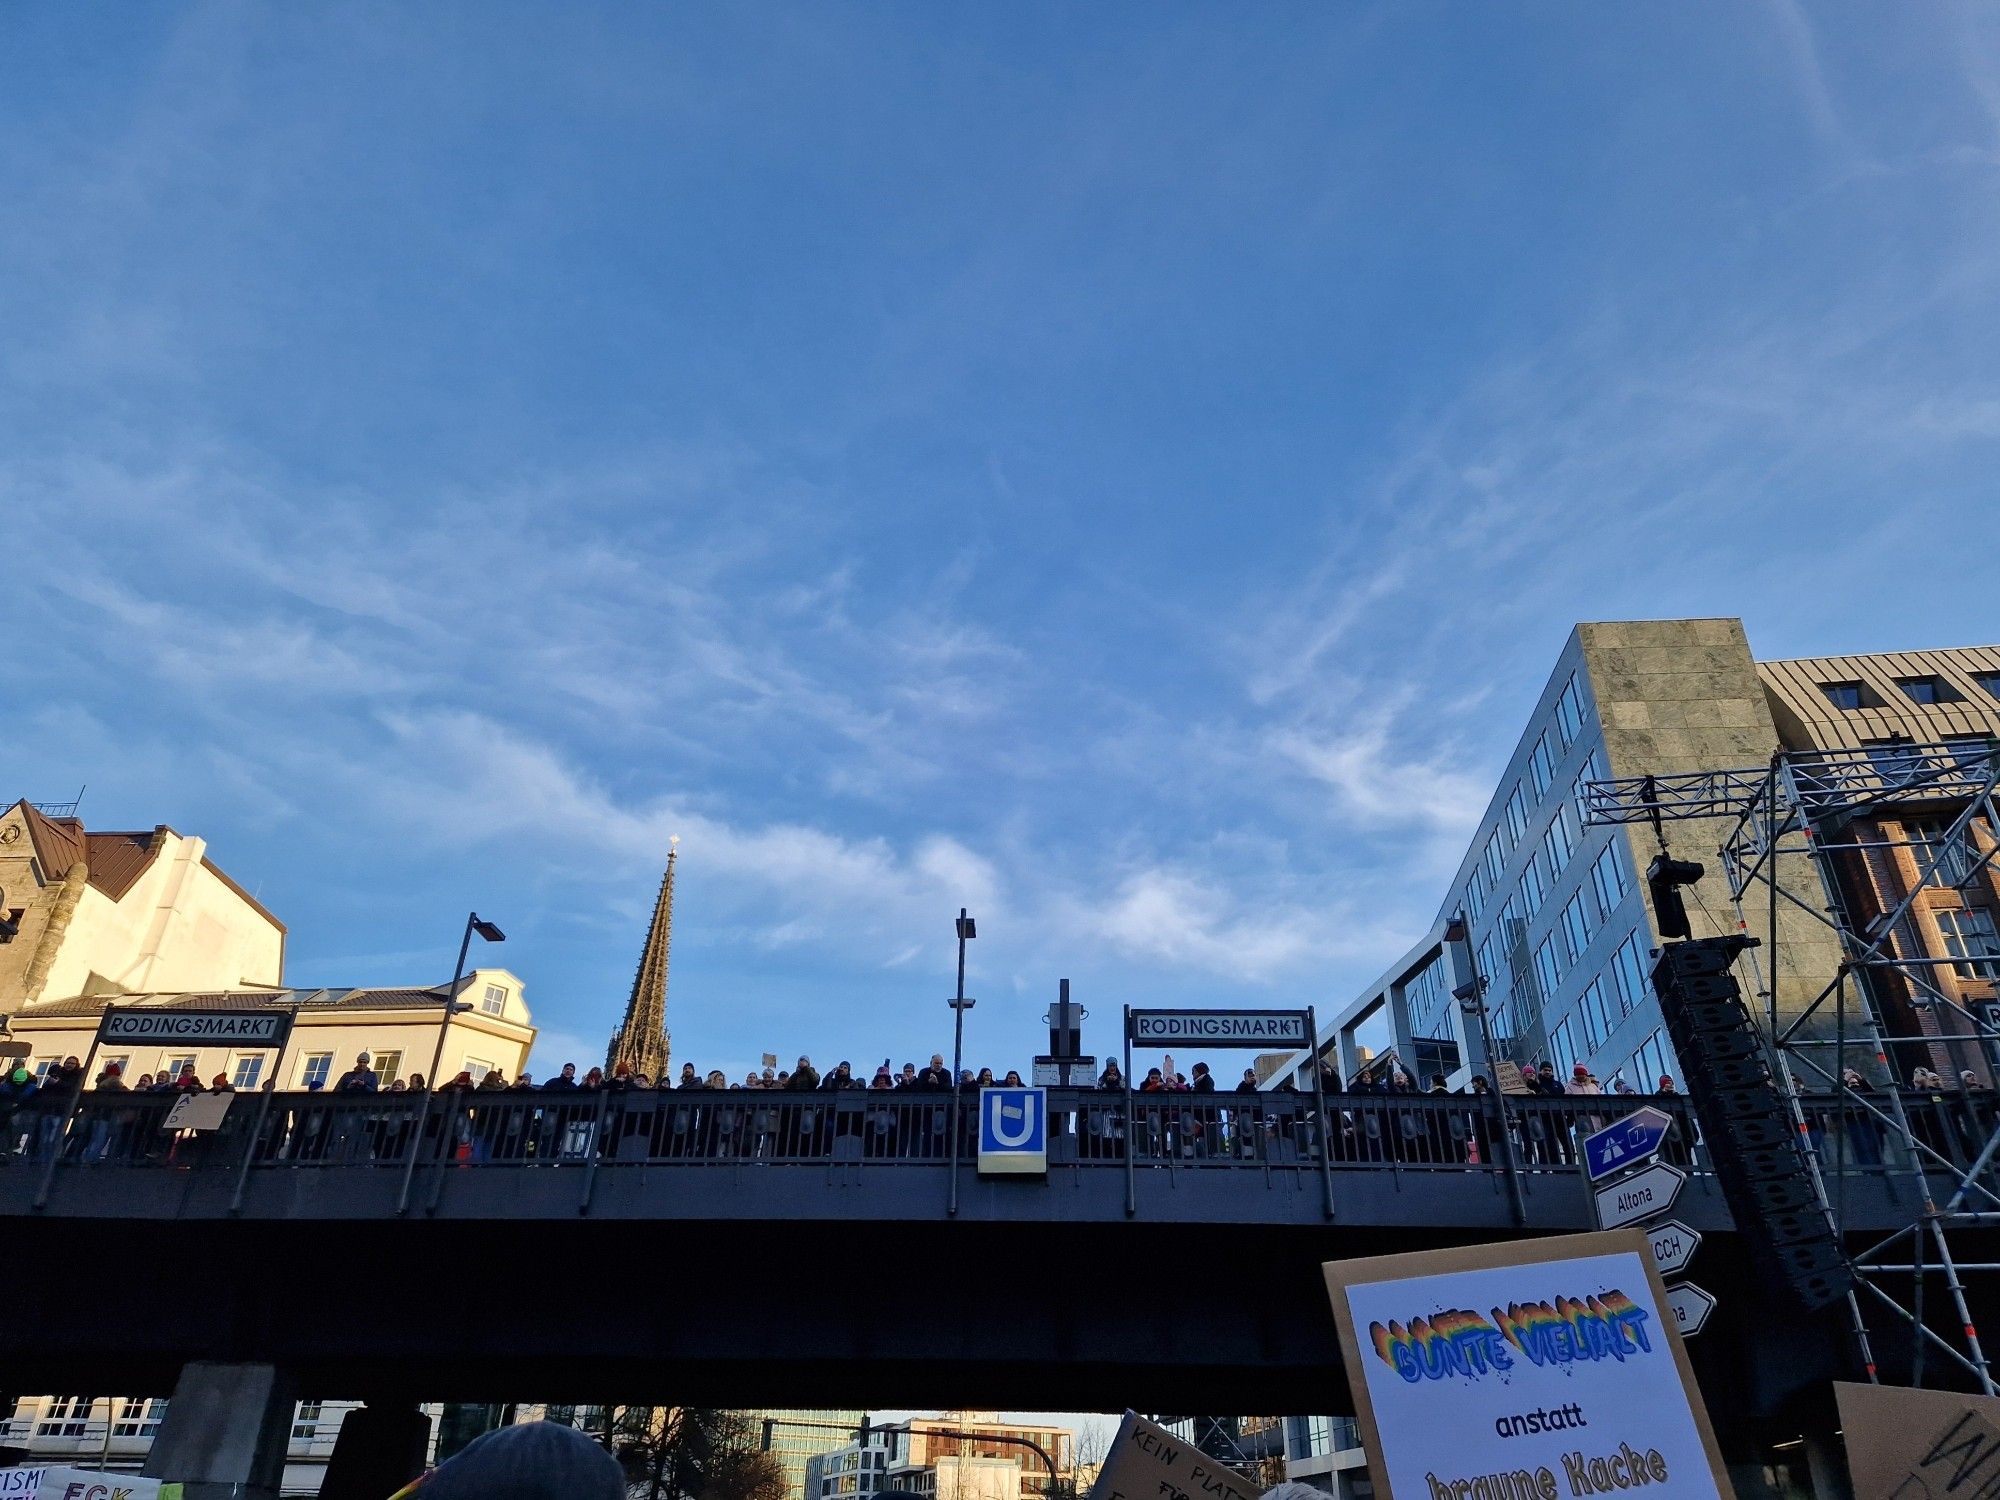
[
  {"x1": 83, "y1": 829, "x2": 166, "y2": 900},
  {"x1": 7, "y1": 800, "x2": 283, "y2": 930},
  {"x1": 18, "y1": 802, "x2": 87, "y2": 881}
]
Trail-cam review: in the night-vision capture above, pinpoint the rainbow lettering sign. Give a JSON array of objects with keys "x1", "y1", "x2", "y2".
[
  {"x1": 1325, "y1": 1233, "x2": 1732, "y2": 1500},
  {"x1": 1369, "y1": 1292, "x2": 1653, "y2": 1384}
]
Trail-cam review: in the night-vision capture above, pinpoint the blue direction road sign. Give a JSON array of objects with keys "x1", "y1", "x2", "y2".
[
  {"x1": 1583, "y1": 1105, "x2": 1675, "y2": 1183},
  {"x1": 977, "y1": 1087, "x2": 1048, "y2": 1175}
]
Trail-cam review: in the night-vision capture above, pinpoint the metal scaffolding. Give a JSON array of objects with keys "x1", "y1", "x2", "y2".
[{"x1": 1584, "y1": 740, "x2": 2000, "y2": 1393}]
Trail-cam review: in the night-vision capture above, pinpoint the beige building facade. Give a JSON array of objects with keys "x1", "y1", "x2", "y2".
[
  {"x1": 0, "y1": 800, "x2": 286, "y2": 1010},
  {"x1": 8, "y1": 970, "x2": 536, "y2": 1089}
]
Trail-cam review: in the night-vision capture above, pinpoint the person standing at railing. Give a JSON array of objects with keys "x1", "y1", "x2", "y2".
[
  {"x1": 334, "y1": 1052, "x2": 379, "y2": 1093},
  {"x1": 1093, "y1": 1060, "x2": 1126, "y2": 1160},
  {"x1": 1840, "y1": 1067, "x2": 1884, "y2": 1168},
  {"x1": 83, "y1": 1060, "x2": 128, "y2": 1164},
  {"x1": 1229, "y1": 1067, "x2": 1260, "y2": 1159}
]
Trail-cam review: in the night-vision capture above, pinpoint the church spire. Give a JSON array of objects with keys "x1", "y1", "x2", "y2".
[{"x1": 607, "y1": 840, "x2": 675, "y2": 1080}]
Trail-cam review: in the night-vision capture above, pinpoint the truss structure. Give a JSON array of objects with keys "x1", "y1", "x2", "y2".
[{"x1": 1584, "y1": 740, "x2": 2000, "y2": 1393}]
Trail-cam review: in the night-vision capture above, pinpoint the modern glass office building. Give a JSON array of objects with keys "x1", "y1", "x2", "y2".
[{"x1": 1303, "y1": 619, "x2": 2000, "y2": 1094}]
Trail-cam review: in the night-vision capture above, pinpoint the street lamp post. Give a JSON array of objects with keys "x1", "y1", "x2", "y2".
[
  {"x1": 398, "y1": 910, "x2": 504, "y2": 1216},
  {"x1": 426, "y1": 911, "x2": 506, "y2": 1088},
  {"x1": 1444, "y1": 912, "x2": 1526, "y2": 1226},
  {"x1": 947, "y1": 908, "x2": 976, "y2": 1217}
]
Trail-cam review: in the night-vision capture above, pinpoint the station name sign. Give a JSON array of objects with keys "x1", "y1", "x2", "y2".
[
  {"x1": 98, "y1": 1009, "x2": 292, "y2": 1047},
  {"x1": 1127, "y1": 1010, "x2": 1309, "y2": 1048}
]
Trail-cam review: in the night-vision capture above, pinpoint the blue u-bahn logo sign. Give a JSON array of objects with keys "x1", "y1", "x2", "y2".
[{"x1": 977, "y1": 1087, "x2": 1047, "y2": 1175}]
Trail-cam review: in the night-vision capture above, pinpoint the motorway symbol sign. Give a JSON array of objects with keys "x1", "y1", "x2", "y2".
[
  {"x1": 1645, "y1": 1219, "x2": 1703, "y2": 1278},
  {"x1": 1592, "y1": 1160, "x2": 1687, "y2": 1231},
  {"x1": 1583, "y1": 1105, "x2": 1675, "y2": 1183},
  {"x1": 1664, "y1": 1282, "x2": 1717, "y2": 1338}
]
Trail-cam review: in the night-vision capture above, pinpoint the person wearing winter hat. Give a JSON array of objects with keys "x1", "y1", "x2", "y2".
[{"x1": 389, "y1": 1419, "x2": 624, "y2": 1499}]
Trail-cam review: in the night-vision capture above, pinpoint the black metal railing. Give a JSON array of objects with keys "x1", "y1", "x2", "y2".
[{"x1": 5, "y1": 1087, "x2": 1997, "y2": 1189}]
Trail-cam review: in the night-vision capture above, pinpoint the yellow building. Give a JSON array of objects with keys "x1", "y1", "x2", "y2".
[
  {"x1": 0, "y1": 799, "x2": 286, "y2": 1010},
  {"x1": 7, "y1": 972, "x2": 537, "y2": 1089}
]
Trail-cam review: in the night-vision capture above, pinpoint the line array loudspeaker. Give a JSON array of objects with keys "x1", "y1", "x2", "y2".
[{"x1": 1651, "y1": 937, "x2": 1854, "y2": 1311}]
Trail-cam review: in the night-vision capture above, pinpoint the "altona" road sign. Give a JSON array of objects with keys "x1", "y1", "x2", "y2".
[{"x1": 1592, "y1": 1161, "x2": 1687, "y2": 1231}]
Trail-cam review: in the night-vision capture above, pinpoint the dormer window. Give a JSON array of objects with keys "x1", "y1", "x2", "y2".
[
  {"x1": 481, "y1": 982, "x2": 507, "y2": 1015},
  {"x1": 1821, "y1": 681, "x2": 1867, "y2": 710},
  {"x1": 1897, "y1": 675, "x2": 1957, "y2": 705}
]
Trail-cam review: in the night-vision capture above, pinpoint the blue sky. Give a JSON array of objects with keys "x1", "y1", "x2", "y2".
[{"x1": 5, "y1": 4, "x2": 1999, "y2": 1083}]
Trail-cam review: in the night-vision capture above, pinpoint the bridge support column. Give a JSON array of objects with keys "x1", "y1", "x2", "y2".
[
  {"x1": 141, "y1": 1360, "x2": 297, "y2": 1500},
  {"x1": 319, "y1": 1401, "x2": 433, "y2": 1500}
]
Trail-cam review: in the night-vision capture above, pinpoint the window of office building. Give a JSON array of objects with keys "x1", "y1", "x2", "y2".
[
  {"x1": 1534, "y1": 935, "x2": 1563, "y2": 1000},
  {"x1": 1633, "y1": 1029, "x2": 1672, "y2": 1088},
  {"x1": 38, "y1": 1397, "x2": 96, "y2": 1437},
  {"x1": 1466, "y1": 866, "x2": 1485, "y2": 920},
  {"x1": 1518, "y1": 854, "x2": 1546, "y2": 918},
  {"x1": 1897, "y1": 676, "x2": 1955, "y2": 705},
  {"x1": 1863, "y1": 736, "x2": 1917, "y2": 783},
  {"x1": 230, "y1": 1055, "x2": 264, "y2": 1090},
  {"x1": 1484, "y1": 831, "x2": 1506, "y2": 885},
  {"x1": 1590, "y1": 843, "x2": 1629, "y2": 919},
  {"x1": 1821, "y1": 681, "x2": 1866, "y2": 710},
  {"x1": 1406, "y1": 955, "x2": 1452, "y2": 1040},
  {"x1": 1529, "y1": 733, "x2": 1555, "y2": 799},
  {"x1": 1560, "y1": 892, "x2": 1594, "y2": 962},
  {"x1": 1902, "y1": 817, "x2": 1979, "y2": 888},
  {"x1": 1937, "y1": 907, "x2": 2000, "y2": 981},
  {"x1": 483, "y1": 982, "x2": 508, "y2": 1015},
  {"x1": 1580, "y1": 979, "x2": 1611, "y2": 1051},
  {"x1": 1550, "y1": 1017, "x2": 1577, "y2": 1077},
  {"x1": 299, "y1": 1052, "x2": 334, "y2": 1089},
  {"x1": 1543, "y1": 808, "x2": 1577, "y2": 878},
  {"x1": 114, "y1": 1398, "x2": 167, "y2": 1439},
  {"x1": 1504, "y1": 783, "x2": 1529, "y2": 844},
  {"x1": 1555, "y1": 674, "x2": 1586, "y2": 747},
  {"x1": 1946, "y1": 734, "x2": 1997, "y2": 770},
  {"x1": 1571, "y1": 754, "x2": 1606, "y2": 823},
  {"x1": 293, "y1": 1400, "x2": 325, "y2": 1441},
  {"x1": 1611, "y1": 933, "x2": 1649, "y2": 1015}
]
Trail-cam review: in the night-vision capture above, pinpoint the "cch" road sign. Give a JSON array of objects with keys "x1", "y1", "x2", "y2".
[{"x1": 1645, "y1": 1219, "x2": 1703, "y2": 1278}]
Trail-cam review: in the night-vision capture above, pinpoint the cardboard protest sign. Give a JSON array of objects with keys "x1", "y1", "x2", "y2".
[
  {"x1": 161, "y1": 1092, "x2": 234, "y2": 1133},
  {"x1": 15, "y1": 1467, "x2": 176, "y2": 1498},
  {"x1": 1087, "y1": 1412, "x2": 1259, "y2": 1500},
  {"x1": 1834, "y1": 1380, "x2": 2000, "y2": 1500},
  {"x1": 1324, "y1": 1230, "x2": 1732, "y2": 1500},
  {"x1": 1494, "y1": 1062, "x2": 1532, "y2": 1097}
]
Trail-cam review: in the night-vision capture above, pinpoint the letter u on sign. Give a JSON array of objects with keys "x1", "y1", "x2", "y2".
[{"x1": 977, "y1": 1087, "x2": 1048, "y2": 1175}]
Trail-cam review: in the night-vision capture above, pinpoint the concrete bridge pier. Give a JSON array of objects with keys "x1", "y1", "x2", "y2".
[
  {"x1": 319, "y1": 1401, "x2": 433, "y2": 1500},
  {"x1": 140, "y1": 1361, "x2": 297, "y2": 1500}
]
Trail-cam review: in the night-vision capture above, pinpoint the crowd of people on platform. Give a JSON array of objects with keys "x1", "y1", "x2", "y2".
[{"x1": 6, "y1": 1042, "x2": 1995, "y2": 1170}]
